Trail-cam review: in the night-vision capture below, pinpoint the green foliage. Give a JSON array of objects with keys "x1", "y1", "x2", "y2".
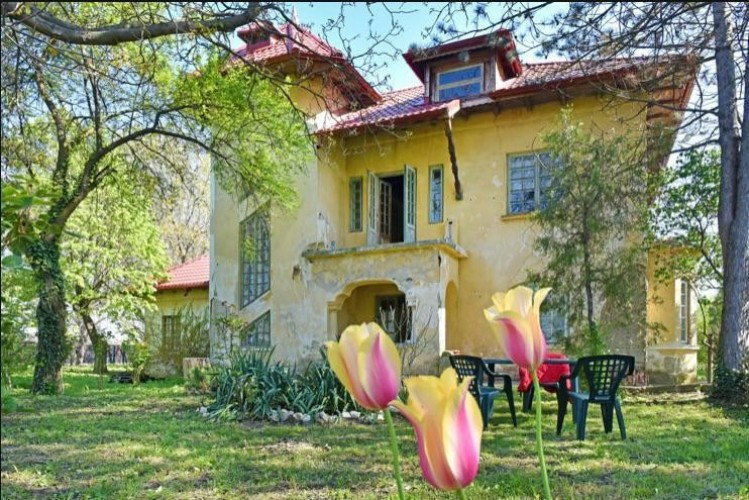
[
  {"x1": 2, "y1": 2, "x2": 311, "y2": 393},
  {"x1": 1, "y1": 384, "x2": 19, "y2": 414},
  {"x1": 207, "y1": 348, "x2": 358, "y2": 421},
  {"x1": 532, "y1": 107, "x2": 652, "y2": 353},
  {"x1": 0, "y1": 264, "x2": 37, "y2": 389},
  {"x1": 63, "y1": 173, "x2": 169, "y2": 317},
  {"x1": 650, "y1": 150, "x2": 722, "y2": 288},
  {"x1": 1, "y1": 176, "x2": 55, "y2": 261},
  {"x1": 3, "y1": 367, "x2": 749, "y2": 498},
  {"x1": 122, "y1": 337, "x2": 151, "y2": 385},
  {"x1": 185, "y1": 365, "x2": 214, "y2": 394},
  {"x1": 62, "y1": 172, "x2": 169, "y2": 373},
  {"x1": 175, "y1": 57, "x2": 312, "y2": 207}
]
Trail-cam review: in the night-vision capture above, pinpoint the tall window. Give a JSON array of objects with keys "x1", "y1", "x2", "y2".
[
  {"x1": 507, "y1": 152, "x2": 553, "y2": 215},
  {"x1": 242, "y1": 311, "x2": 271, "y2": 348},
  {"x1": 429, "y1": 165, "x2": 444, "y2": 223},
  {"x1": 540, "y1": 293, "x2": 568, "y2": 345},
  {"x1": 162, "y1": 315, "x2": 181, "y2": 351},
  {"x1": 436, "y1": 64, "x2": 483, "y2": 101},
  {"x1": 679, "y1": 280, "x2": 690, "y2": 343},
  {"x1": 349, "y1": 177, "x2": 363, "y2": 232},
  {"x1": 240, "y1": 209, "x2": 270, "y2": 307}
]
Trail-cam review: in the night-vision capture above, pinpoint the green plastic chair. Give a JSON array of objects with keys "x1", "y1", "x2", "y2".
[
  {"x1": 556, "y1": 355, "x2": 635, "y2": 440},
  {"x1": 449, "y1": 355, "x2": 517, "y2": 429}
]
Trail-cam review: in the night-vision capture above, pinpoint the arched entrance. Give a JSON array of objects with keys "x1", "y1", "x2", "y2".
[{"x1": 329, "y1": 280, "x2": 410, "y2": 343}]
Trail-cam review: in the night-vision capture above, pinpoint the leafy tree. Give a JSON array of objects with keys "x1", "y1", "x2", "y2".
[
  {"x1": 651, "y1": 150, "x2": 722, "y2": 291},
  {"x1": 1, "y1": 3, "x2": 310, "y2": 393},
  {"x1": 62, "y1": 172, "x2": 169, "y2": 374},
  {"x1": 530, "y1": 108, "x2": 651, "y2": 354},
  {"x1": 153, "y1": 151, "x2": 209, "y2": 265}
]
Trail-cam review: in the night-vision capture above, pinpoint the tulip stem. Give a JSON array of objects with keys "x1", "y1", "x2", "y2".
[
  {"x1": 456, "y1": 488, "x2": 468, "y2": 499},
  {"x1": 384, "y1": 407, "x2": 405, "y2": 500},
  {"x1": 532, "y1": 372, "x2": 552, "y2": 500}
]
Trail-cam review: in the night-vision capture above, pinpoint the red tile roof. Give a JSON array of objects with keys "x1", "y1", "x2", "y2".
[
  {"x1": 318, "y1": 58, "x2": 691, "y2": 134},
  {"x1": 156, "y1": 254, "x2": 209, "y2": 291},
  {"x1": 318, "y1": 86, "x2": 460, "y2": 133},
  {"x1": 232, "y1": 23, "x2": 380, "y2": 107}
]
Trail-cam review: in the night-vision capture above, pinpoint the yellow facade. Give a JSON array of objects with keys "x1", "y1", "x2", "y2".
[
  {"x1": 153, "y1": 288, "x2": 209, "y2": 317},
  {"x1": 645, "y1": 248, "x2": 699, "y2": 384},
  {"x1": 209, "y1": 37, "x2": 694, "y2": 382}
]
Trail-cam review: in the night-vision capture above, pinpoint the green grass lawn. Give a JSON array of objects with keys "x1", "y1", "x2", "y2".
[{"x1": 2, "y1": 368, "x2": 747, "y2": 499}]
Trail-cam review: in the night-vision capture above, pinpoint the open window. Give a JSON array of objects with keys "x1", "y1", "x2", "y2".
[{"x1": 367, "y1": 165, "x2": 416, "y2": 245}]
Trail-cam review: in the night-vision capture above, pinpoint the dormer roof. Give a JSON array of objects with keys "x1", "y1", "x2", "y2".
[{"x1": 403, "y1": 29, "x2": 523, "y2": 82}]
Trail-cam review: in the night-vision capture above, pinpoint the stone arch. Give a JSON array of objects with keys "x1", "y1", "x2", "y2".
[{"x1": 327, "y1": 279, "x2": 405, "y2": 338}]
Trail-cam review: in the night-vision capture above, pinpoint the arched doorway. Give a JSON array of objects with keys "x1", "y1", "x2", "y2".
[{"x1": 330, "y1": 280, "x2": 411, "y2": 343}]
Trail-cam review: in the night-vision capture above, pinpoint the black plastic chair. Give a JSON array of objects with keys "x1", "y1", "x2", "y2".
[
  {"x1": 556, "y1": 355, "x2": 635, "y2": 440},
  {"x1": 449, "y1": 355, "x2": 517, "y2": 429}
]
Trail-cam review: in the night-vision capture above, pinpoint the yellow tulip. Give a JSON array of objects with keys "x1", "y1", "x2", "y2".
[
  {"x1": 326, "y1": 322, "x2": 402, "y2": 411},
  {"x1": 392, "y1": 368, "x2": 483, "y2": 491},
  {"x1": 484, "y1": 285, "x2": 551, "y2": 369}
]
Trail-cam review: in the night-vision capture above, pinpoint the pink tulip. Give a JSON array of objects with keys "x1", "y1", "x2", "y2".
[
  {"x1": 483, "y1": 286, "x2": 551, "y2": 369},
  {"x1": 392, "y1": 368, "x2": 483, "y2": 491},
  {"x1": 326, "y1": 322, "x2": 402, "y2": 411}
]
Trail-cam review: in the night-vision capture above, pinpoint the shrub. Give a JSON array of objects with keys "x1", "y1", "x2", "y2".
[
  {"x1": 122, "y1": 337, "x2": 151, "y2": 385},
  {"x1": 206, "y1": 347, "x2": 358, "y2": 421},
  {"x1": 186, "y1": 365, "x2": 213, "y2": 394}
]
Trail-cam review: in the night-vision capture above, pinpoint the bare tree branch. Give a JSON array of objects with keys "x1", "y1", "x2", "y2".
[{"x1": 2, "y1": 2, "x2": 264, "y2": 46}]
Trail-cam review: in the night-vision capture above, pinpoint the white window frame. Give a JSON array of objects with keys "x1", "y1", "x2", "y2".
[
  {"x1": 507, "y1": 151, "x2": 553, "y2": 215},
  {"x1": 435, "y1": 64, "x2": 483, "y2": 102}
]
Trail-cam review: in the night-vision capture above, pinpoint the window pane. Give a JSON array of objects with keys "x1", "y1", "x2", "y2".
[
  {"x1": 242, "y1": 311, "x2": 271, "y2": 348},
  {"x1": 540, "y1": 294, "x2": 567, "y2": 345},
  {"x1": 507, "y1": 152, "x2": 557, "y2": 214},
  {"x1": 349, "y1": 177, "x2": 362, "y2": 232},
  {"x1": 438, "y1": 82, "x2": 482, "y2": 101},
  {"x1": 438, "y1": 65, "x2": 482, "y2": 85},
  {"x1": 240, "y1": 209, "x2": 271, "y2": 307},
  {"x1": 429, "y1": 165, "x2": 443, "y2": 223},
  {"x1": 508, "y1": 154, "x2": 538, "y2": 214}
]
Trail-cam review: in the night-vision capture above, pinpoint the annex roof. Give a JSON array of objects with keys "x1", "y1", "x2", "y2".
[{"x1": 156, "y1": 254, "x2": 209, "y2": 291}]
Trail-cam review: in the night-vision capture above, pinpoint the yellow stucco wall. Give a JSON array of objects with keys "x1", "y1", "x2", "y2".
[
  {"x1": 153, "y1": 288, "x2": 209, "y2": 317},
  {"x1": 331, "y1": 96, "x2": 647, "y2": 357},
  {"x1": 211, "y1": 81, "x2": 684, "y2": 371}
]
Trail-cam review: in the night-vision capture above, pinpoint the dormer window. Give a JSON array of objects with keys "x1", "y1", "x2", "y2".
[{"x1": 436, "y1": 64, "x2": 483, "y2": 101}]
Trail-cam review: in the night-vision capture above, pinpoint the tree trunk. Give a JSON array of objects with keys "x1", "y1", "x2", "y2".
[
  {"x1": 712, "y1": 2, "x2": 749, "y2": 399},
  {"x1": 80, "y1": 310, "x2": 108, "y2": 374},
  {"x1": 28, "y1": 238, "x2": 69, "y2": 394},
  {"x1": 581, "y1": 208, "x2": 600, "y2": 354}
]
